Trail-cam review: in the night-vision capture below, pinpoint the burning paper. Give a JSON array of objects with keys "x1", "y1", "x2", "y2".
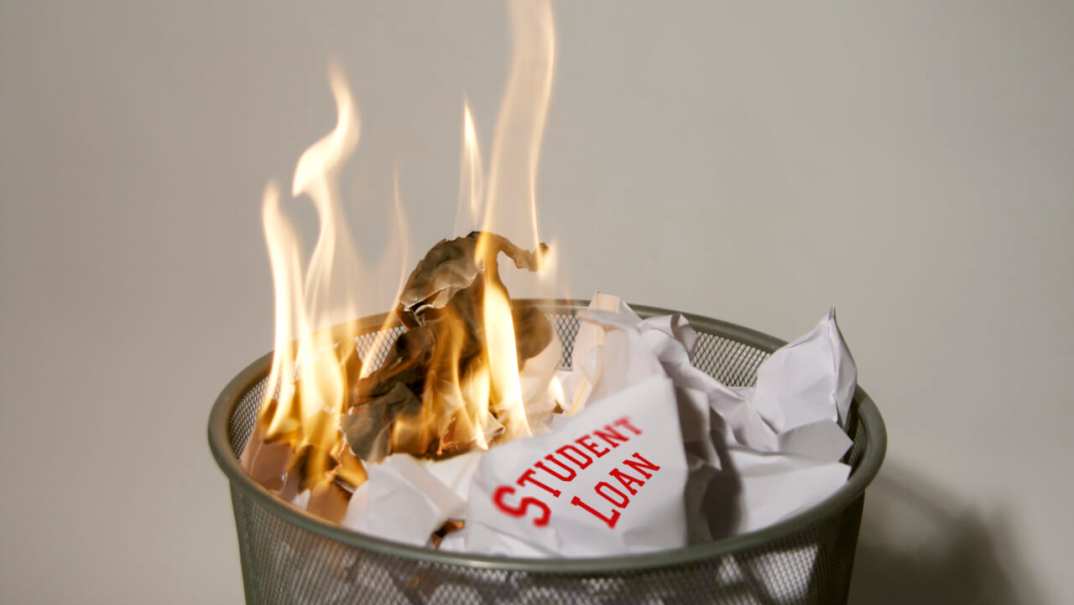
[
  {"x1": 236, "y1": 0, "x2": 862, "y2": 555},
  {"x1": 245, "y1": 246, "x2": 862, "y2": 555}
]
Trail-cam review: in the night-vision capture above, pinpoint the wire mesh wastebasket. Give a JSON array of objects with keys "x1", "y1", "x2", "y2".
[{"x1": 208, "y1": 300, "x2": 887, "y2": 604}]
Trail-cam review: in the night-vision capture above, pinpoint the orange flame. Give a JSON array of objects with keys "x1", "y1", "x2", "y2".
[
  {"x1": 480, "y1": 272, "x2": 531, "y2": 438},
  {"x1": 256, "y1": 67, "x2": 366, "y2": 489},
  {"x1": 250, "y1": 0, "x2": 560, "y2": 500},
  {"x1": 471, "y1": 0, "x2": 556, "y2": 440},
  {"x1": 484, "y1": 0, "x2": 556, "y2": 250},
  {"x1": 454, "y1": 102, "x2": 485, "y2": 235},
  {"x1": 359, "y1": 166, "x2": 411, "y2": 380}
]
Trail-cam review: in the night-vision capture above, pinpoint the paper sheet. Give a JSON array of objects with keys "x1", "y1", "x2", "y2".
[
  {"x1": 560, "y1": 293, "x2": 657, "y2": 413},
  {"x1": 520, "y1": 332, "x2": 563, "y2": 433},
  {"x1": 341, "y1": 454, "x2": 465, "y2": 547},
  {"x1": 691, "y1": 311, "x2": 856, "y2": 461},
  {"x1": 466, "y1": 374, "x2": 689, "y2": 557},
  {"x1": 724, "y1": 447, "x2": 851, "y2": 533},
  {"x1": 572, "y1": 301, "x2": 723, "y2": 468},
  {"x1": 421, "y1": 450, "x2": 483, "y2": 501},
  {"x1": 750, "y1": 308, "x2": 857, "y2": 431},
  {"x1": 440, "y1": 520, "x2": 557, "y2": 557}
]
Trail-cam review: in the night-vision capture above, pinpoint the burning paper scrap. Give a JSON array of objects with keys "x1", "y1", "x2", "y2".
[
  {"x1": 341, "y1": 383, "x2": 420, "y2": 464},
  {"x1": 340, "y1": 231, "x2": 553, "y2": 460},
  {"x1": 240, "y1": 416, "x2": 294, "y2": 491},
  {"x1": 467, "y1": 375, "x2": 689, "y2": 557},
  {"x1": 397, "y1": 231, "x2": 547, "y2": 326}
]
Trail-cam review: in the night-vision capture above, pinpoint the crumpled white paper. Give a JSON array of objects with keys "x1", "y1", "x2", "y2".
[
  {"x1": 340, "y1": 293, "x2": 860, "y2": 555},
  {"x1": 558, "y1": 296, "x2": 858, "y2": 543},
  {"x1": 695, "y1": 311, "x2": 857, "y2": 540},
  {"x1": 725, "y1": 448, "x2": 851, "y2": 532},
  {"x1": 707, "y1": 308, "x2": 856, "y2": 460},
  {"x1": 440, "y1": 519, "x2": 556, "y2": 557},
  {"x1": 341, "y1": 454, "x2": 466, "y2": 547},
  {"x1": 573, "y1": 304, "x2": 722, "y2": 469},
  {"x1": 564, "y1": 294, "x2": 618, "y2": 407},
  {"x1": 421, "y1": 450, "x2": 483, "y2": 501},
  {"x1": 519, "y1": 332, "x2": 563, "y2": 432}
]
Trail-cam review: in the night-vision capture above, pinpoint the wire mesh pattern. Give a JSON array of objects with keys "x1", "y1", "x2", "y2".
[
  {"x1": 355, "y1": 326, "x2": 406, "y2": 374},
  {"x1": 690, "y1": 335, "x2": 768, "y2": 388},
  {"x1": 229, "y1": 379, "x2": 264, "y2": 462},
  {"x1": 550, "y1": 313, "x2": 580, "y2": 369},
  {"x1": 217, "y1": 307, "x2": 878, "y2": 604}
]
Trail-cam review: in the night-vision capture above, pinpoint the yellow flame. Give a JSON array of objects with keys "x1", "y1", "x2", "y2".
[
  {"x1": 467, "y1": 0, "x2": 556, "y2": 440},
  {"x1": 294, "y1": 65, "x2": 364, "y2": 329},
  {"x1": 293, "y1": 66, "x2": 363, "y2": 485},
  {"x1": 460, "y1": 362, "x2": 494, "y2": 449},
  {"x1": 359, "y1": 166, "x2": 411, "y2": 379},
  {"x1": 416, "y1": 305, "x2": 486, "y2": 454},
  {"x1": 481, "y1": 274, "x2": 531, "y2": 438},
  {"x1": 548, "y1": 374, "x2": 566, "y2": 409},
  {"x1": 438, "y1": 0, "x2": 557, "y2": 444},
  {"x1": 261, "y1": 183, "x2": 305, "y2": 438},
  {"x1": 484, "y1": 0, "x2": 556, "y2": 249},
  {"x1": 454, "y1": 101, "x2": 485, "y2": 234},
  {"x1": 253, "y1": 0, "x2": 561, "y2": 495},
  {"x1": 258, "y1": 66, "x2": 366, "y2": 487}
]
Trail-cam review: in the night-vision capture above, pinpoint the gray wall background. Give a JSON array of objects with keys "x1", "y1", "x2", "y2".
[{"x1": 2, "y1": 1, "x2": 1072, "y2": 603}]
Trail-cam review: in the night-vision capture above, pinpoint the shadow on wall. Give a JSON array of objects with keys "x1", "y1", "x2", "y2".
[{"x1": 848, "y1": 465, "x2": 1042, "y2": 604}]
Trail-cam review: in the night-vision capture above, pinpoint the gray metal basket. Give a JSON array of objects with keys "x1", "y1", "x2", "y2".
[{"x1": 208, "y1": 300, "x2": 887, "y2": 604}]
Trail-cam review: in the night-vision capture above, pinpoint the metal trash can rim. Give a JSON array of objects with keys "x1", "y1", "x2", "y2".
[{"x1": 208, "y1": 299, "x2": 887, "y2": 575}]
